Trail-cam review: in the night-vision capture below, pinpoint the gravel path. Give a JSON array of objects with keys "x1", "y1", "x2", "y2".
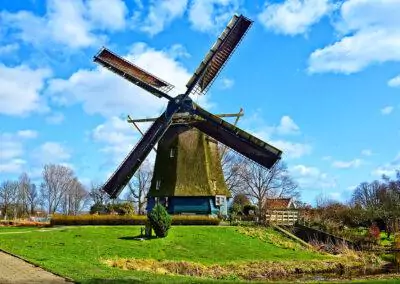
[{"x1": 0, "y1": 251, "x2": 72, "y2": 283}]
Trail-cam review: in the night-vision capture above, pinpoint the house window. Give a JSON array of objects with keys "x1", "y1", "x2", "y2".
[
  {"x1": 156, "y1": 180, "x2": 161, "y2": 190},
  {"x1": 215, "y1": 195, "x2": 225, "y2": 206},
  {"x1": 170, "y1": 148, "x2": 176, "y2": 158}
]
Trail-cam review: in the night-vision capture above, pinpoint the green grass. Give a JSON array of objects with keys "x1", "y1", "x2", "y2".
[{"x1": 0, "y1": 225, "x2": 326, "y2": 283}]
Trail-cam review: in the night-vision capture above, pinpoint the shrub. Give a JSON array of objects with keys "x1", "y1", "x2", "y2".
[
  {"x1": 50, "y1": 214, "x2": 221, "y2": 226},
  {"x1": 90, "y1": 202, "x2": 108, "y2": 214},
  {"x1": 109, "y1": 202, "x2": 135, "y2": 215},
  {"x1": 171, "y1": 215, "x2": 221, "y2": 225},
  {"x1": 147, "y1": 204, "x2": 171, "y2": 238},
  {"x1": 243, "y1": 204, "x2": 257, "y2": 216},
  {"x1": 0, "y1": 220, "x2": 49, "y2": 227},
  {"x1": 50, "y1": 214, "x2": 147, "y2": 226},
  {"x1": 366, "y1": 223, "x2": 381, "y2": 244}
]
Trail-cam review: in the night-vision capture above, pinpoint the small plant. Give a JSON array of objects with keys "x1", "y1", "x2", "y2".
[
  {"x1": 366, "y1": 223, "x2": 381, "y2": 244},
  {"x1": 147, "y1": 204, "x2": 172, "y2": 238}
]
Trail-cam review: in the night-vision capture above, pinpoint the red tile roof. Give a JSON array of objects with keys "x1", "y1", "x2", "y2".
[{"x1": 265, "y1": 198, "x2": 292, "y2": 209}]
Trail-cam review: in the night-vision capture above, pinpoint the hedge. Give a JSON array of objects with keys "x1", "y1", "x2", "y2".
[
  {"x1": 0, "y1": 220, "x2": 50, "y2": 227},
  {"x1": 50, "y1": 214, "x2": 221, "y2": 226}
]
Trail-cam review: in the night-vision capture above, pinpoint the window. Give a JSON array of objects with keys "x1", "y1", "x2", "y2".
[
  {"x1": 170, "y1": 148, "x2": 176, "y2": 158},
  {"x1": 215, "y1": 195, "x2": 225, "y2": 206},
  {"x1": 156, "y1": 180, "x2": 161, "y2": 190}
]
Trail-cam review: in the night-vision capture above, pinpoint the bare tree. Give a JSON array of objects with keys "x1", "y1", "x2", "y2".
[
  {"x1": 220, "y1": 146, "x2": 246, "y2": 194},
  {"x1": 89, "y1": 182, "x2": 110, "y2": 205},
  {"x1": 18, "y1": 172, "x2": 31, "y2": 216},
  {"x1": 26, "y1": 183, "x2": 38, "y2": 215},
  {"x1": 41, "y1": 164, "x2": 75, "y2": 214},
  {"x1": 62, "y1": 178, "x2": 89, "y2": 215},
  {"x1": 239, "y1": 160, "x2": 299, "y2": 219},
  {"x1": 126, "y1": 162, "x2": 153, "y2": 214},
  {"x1": 0, "y1": 180, "x2": 19, "y2": 219}
]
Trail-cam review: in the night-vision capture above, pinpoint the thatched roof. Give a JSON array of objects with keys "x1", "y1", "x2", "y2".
[{"x1": 148, "y1": 125, "x2": 230, "y2": 197}]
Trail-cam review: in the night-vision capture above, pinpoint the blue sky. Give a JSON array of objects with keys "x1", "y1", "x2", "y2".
[{"x1": 0, "y1": 0, "x2": 399, "y2": 204}]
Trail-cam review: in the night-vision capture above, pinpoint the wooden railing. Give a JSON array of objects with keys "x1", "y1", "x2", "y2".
[{"x1": 265, "y1": 209, "x2": 299, "y2": 225}]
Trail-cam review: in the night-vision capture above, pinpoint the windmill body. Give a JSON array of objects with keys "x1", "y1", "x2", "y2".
[
  {"x1": 93, "y1": 14, "x2": 283, "y2": 209},
  {"x1": 146, "y1": 123, "x2": 230, "y2": 216}
]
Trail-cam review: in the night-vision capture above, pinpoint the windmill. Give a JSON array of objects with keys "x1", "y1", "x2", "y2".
[
  {"x1": 93, "y1": 14, "x2": 283, "y2": 215},
  {"x1": 126, "y1": 109, "x2": 244, "y2": 216}
]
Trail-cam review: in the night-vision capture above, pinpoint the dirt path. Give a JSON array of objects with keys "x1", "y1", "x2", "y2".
[{"x1": 0, "y1": 251, "x2": 72, "y2": 283}]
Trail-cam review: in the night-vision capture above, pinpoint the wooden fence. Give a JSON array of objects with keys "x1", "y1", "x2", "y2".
[{"x1": 265, "y1": 209, "x2": 299, "y2": 225}]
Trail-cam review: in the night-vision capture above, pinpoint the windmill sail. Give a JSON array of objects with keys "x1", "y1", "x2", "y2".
[
  {"x1": 185, "y1": 14, "x2": 252, "y2": 96},
  {"x1": 102, "y1": 114, "x2": 172, "y2": 198},
  {"x1": 193, "y1": 105, "x2": 282, "y2": 168},
  {"x1": 94, "y1": 48, "x2": 174, "y2": 100}
]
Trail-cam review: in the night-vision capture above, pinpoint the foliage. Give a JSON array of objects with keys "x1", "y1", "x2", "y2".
[
  {"x1": 109, "y1": 202, "x2": 135, "y2": 215},
  {"x1": 0, "y1": 226, "x2": 329, "y2": 283},
  {"x1": 147, "y1": 204, "x2": 172, "y2": 237},
  {"x1": 50, "y1": 214, "x2": 220, "y2": 226},
  {"x1": 89, "y1": 202, "x2": 134, "y2": 215},
  {"x1": 366, "y1": 223, "x2": 381, "y2": 244},
  {"x1": 170, "y1": 215, "x2": 220, "y2": 225},
  {"x1": 229, "y1": 193, "x2": 250, "y2": 215},
  {"x1": 51, "y1": 214, "x2": 147, "y2": 226},
  {"x1": 243, "y1": 204, "x2": 257, "y2": 216},
  {"x1": 89, "y1": 202, "x2": 108, "y2": 214},
  {"x1": 0, "y1": 220, "x2": 49, "y2": 227}
]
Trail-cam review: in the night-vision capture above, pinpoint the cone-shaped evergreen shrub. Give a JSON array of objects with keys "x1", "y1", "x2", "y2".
[{"x1": 147, "y1": 204, "x2": 172, "y2": 238}]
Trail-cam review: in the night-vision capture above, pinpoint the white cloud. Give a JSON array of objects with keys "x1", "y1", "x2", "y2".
[
  {"x1": 32, "y1": 142, "x2": 71, "y2": 166},
  {"x1": 322, "y1": 155, "x2": 332, "y2": 161},
  {"x1": 276, "y1": 115, "x2": 300, "y2": 135},
  {"x1": 46, "y1": 43, "x2": 205, "y2": 118},
  {"x1": 140, "y1": 0, "x2": 188, "y2": 36},
  {"x1": 0, "y1": 63, "x2": 51, "y2": 116},
  {"x1": 271, "y1": 140, "x2": 312, "y2": 159},
  {"x1": 381, "y1": 106, "x2": 394, "y2": 115},
  {"x1": 290, "y1": 164, "x2": 336, "y2": 189},
  {"x1": 1, "y1": 0, "x2": 128, "y2": 49},
  {"x1": 388, "y1": 74, "x2": 400, "y2": 87},
  {"x1": 309, "y1": 0, "x2": 400, "y2": 74},
  {"x1": 17, "y1": 130, "x2": 38, "y2": 139},
  {"x1": 372, "y1": 152, "x2": 400, "y2": 177},
  {"x1": 220, "y1": 78, "x2": 234, "y2": 89},
  {"x1": 87, "y1": 0, "x2": 128, "y2": 31},
  {"x1": 0, "y1": 130, "x2": 37, "y2": 174},
  {"x1": 332, "y1": 158, "x2": 363, "y2": 169},
  {"x1": 188, "y1": 0, "x2": 240, "y2": 33},
  {"x1": 245, "y1": 114, "x2": 310, "y2": 159},
  {"x1": 361, "y1": 149, "x2": 372, "y2": 156},
  {"x1": 258, "y1": 0, "x2": 334, "y2": 35},
  {"x1": 0, "y1": 43, "x2": 19, "y2": 55},
  {"x1": 0, "y1": 159, "x2": 26, "y2": 174},
  {"x1": 46, "y1": 112, "x2": 65, "y2": 125},
  {"x1": 92, "y1": 116, "x2": 139, "y2": 164}
]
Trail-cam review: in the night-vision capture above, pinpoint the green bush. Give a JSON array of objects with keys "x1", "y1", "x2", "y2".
[
  {"x1": 147, "y1": 204, "x2": 172, "y2": 238},
  {"x1": 50, "y1": 214, "x2": 221, "y2": 226},
  {"x1": 89, "y1": 202, "x2": 108, "y2": 214},
  {"x1": 109, "y1": 202, "x2": 135, "y2": 215}
]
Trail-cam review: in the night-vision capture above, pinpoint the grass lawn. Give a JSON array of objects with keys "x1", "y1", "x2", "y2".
[{"x1": 0, "y1": 225, "x2": 330, "y2": 283}]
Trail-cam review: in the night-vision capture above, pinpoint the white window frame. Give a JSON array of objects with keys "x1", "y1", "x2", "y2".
[
  {"x1": 156, "y1": 180, "x2": 161, "y2": 190},
  {"x1": 215, "y1": 195, "x2": 225, "y2": 206}
]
